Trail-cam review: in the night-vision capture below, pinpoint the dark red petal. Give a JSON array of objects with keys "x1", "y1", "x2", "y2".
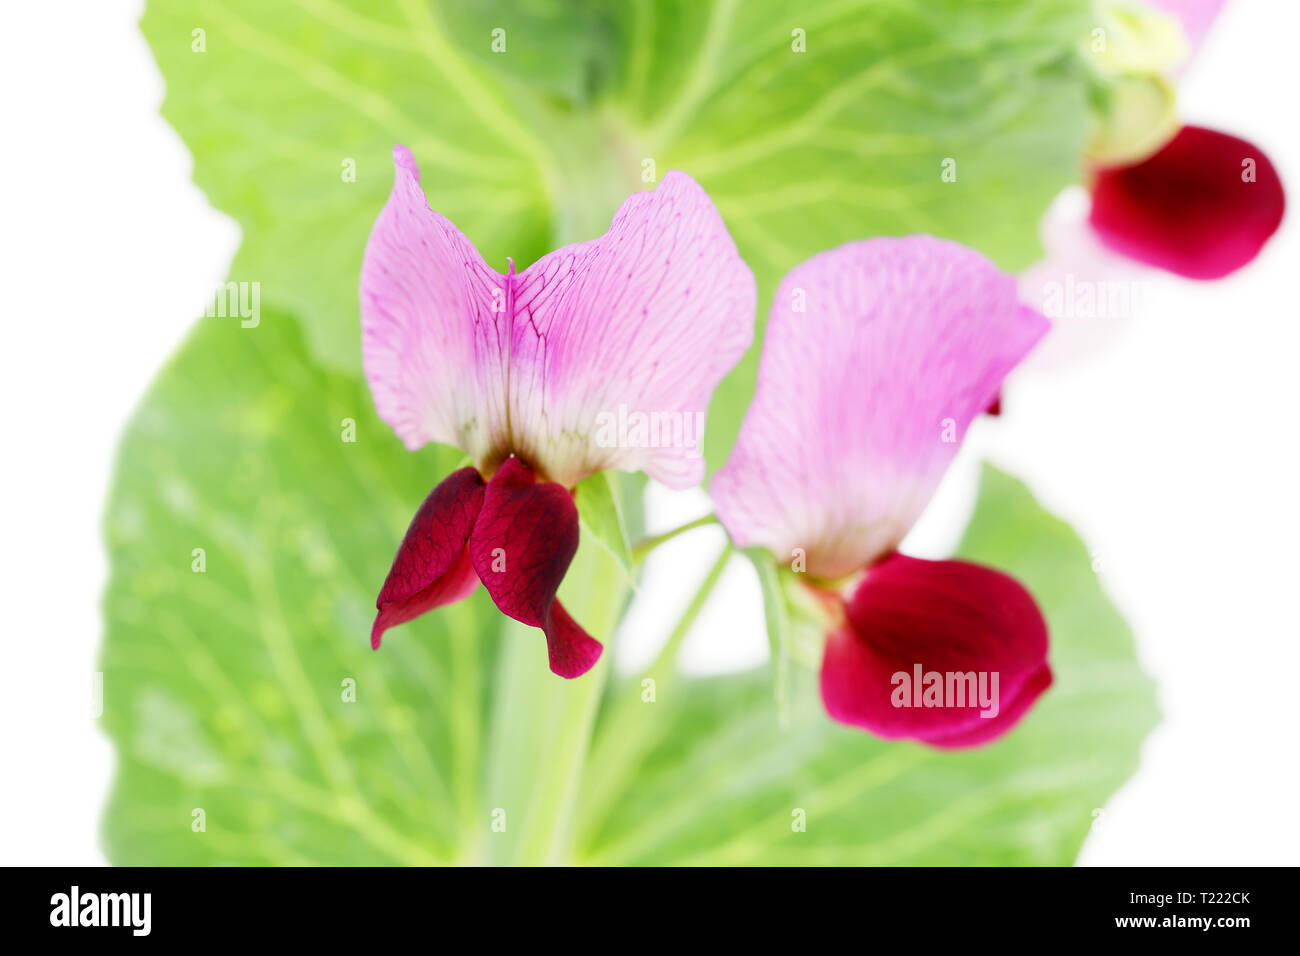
[
  {"x1": 371, "y1": 467, "x2": 485, "y2": 649},
  {"x1": 819, "y1": 553, "x2": 1051, "y2": 748},
  {"x1": 1089, "y1": 125, "x2": 1285, "y2": 279},
  {"x1": 985, "y1": 393, "x2": 1002, "y2": 417},
  {"x1": 544, "y1": 600, "x2": 605, "y2": 680},
  {"x1": 469, "y1": 456, "x2": 602, "y2": 678}
]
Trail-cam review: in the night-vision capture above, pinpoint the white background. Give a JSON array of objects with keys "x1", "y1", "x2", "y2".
[{"x1": 1, "y1": 0, "x2": 1296, "y2": 866}]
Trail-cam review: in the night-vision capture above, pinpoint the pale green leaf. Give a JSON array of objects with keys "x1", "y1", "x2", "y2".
[
  {"x1": 101, "y1": 0, "x2": 1127, "y2": 866},
  {"x1": 100, "y1": 311, "x2": 1155, "y2": 865},
  {"x1": 574, "y1": 471, "x2": 635, "y2": 579},
  {"x1": 99, "y1": 310, "x2": 628, "y2": 865},
  {"x1": 574, "y1": 466, "x2": 1159, "y2": 865},
  {"x1": 143, "y1": 0, "x2": 1092, "y2": 466}
]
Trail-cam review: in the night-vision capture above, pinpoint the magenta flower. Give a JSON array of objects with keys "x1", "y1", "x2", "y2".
[
  {"x1": 713, "y1": 237, "x2": 1052, "y2": 748},
  {"x1": 362, "y1": 146, "x2": 755, "y2": 677},
  {"x1": 1087, "y1": 0, "x2": 1285, "y2": 278},
  {"x1": 1090, "y1": 125, "x2": 1284, "y2": 279}
]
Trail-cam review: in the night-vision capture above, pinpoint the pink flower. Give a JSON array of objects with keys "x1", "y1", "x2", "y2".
[
  {"x1": 1087, "y1": 1, "x2": 1284, "y2": 278},
  {"x1": 713, "y1": 237, "x2": 1052, "y2": 747},
  {"x1": 1089, "y1": 125, "x2": 1284, "y2": 280},
  {"x1": 362, "y1": 145, "x2": 755, "y2": 677}
]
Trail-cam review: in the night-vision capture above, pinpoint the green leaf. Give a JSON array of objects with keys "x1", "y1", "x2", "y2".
[
  {"x1": 99, "y1": 310, "x2": 627, "y2": 865},
  {"x1": 574, "y1": 465, "x2": 1159, "y2": 865},
  {"x1": 143, "y1": 0, "x2": 1092, "y2": 466},
  {"x1": 573, "y1": 471, "x2": 634, "y2": 580},
  {"x1": 102, "y1": 311, "x2": 467, "y2": 863},
  {"x1": 105, "y1": 0, "x2": 1118, "y2": 866},
  {"x1": 100, "y1": 309, "x2": 1154, "y2": 864},
  {"x1": 435, "y1": 0, "x2": 618, "y2": 102}
]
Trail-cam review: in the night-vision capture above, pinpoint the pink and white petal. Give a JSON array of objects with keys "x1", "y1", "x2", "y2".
[
  {"x1": 819, "y1": 553, "x2": 1052, "y2": 748},
  {"x1": 372, "y1": 467, "x2": 486, "y2": 649},
  {"x1": 361, "y1": 145, "x2": 511, "y2": 465},
  {"x1": 713, "y1": 236, "x2": 1048, "y2": 579},
  {"x1": 507, "y1": 171, "x2": 755, "y2": 489},
  {"x1": 1089, "y1": 125, "x2": 1285, "y2": 280},
  {"x1": 1017, "y1": 186, "x2": 1153, "y2": 370}
]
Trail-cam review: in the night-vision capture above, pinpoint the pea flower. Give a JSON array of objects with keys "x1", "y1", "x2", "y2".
[
  {"x1": 362, "y1": 145, "x2": 754, "y2": 677},
  {"x1": 1085, "y1": 0, "x2": 1284, "y2": 278},
  {"x1": 713, "y1": 237, "x2": 1052, "y2": 748}
]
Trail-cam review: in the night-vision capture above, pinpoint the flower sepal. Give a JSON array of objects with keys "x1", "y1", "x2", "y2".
[{"x1": 774, "y1": 563, "x2": 849, "y2": 670}]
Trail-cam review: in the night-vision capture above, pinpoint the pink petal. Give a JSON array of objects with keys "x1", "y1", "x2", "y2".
[
  {"x1": 468, "y1": 456, "x2": 602, "y2": 678},
  {"x1": 362, "y1": 151, "x2": 753, "y2": 491},
  {"x1": 371, "y1": 467, "x2": 486, "y2": 649},
  {"x1": 713, "y1": 237, "x2": 1048, "y2": 579},
  {"x1": 1145, "y1": 0, "x2": 1227, "y2": 58},
  {"x1": 508, "y1": 171, "x2": 755, "y2": 489},
  {"x1": 1089, "y1": 125, "x2": 1285, "y2": 279},
  {"x1": 1016, "y1": 187, "x2": 1150, "y2": 370},
  {"x1": 361, "y1": 145, "x2": 510, "y2": 465},
  {"x1": 819, "y1": 553, "x2": 1051, "y2": 748}
]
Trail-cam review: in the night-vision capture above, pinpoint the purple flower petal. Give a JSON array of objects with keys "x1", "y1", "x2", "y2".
[
  {"x1": 468, "y1": 457, "x2": 602, "y2": 679},
  {"x1": 713, "y1": 237, "x2": 1048, "y2": 579},
  {"x1": 361, "y1": 147, "x2": 755, "y2": 489},
  {"x1": 371, "y1": 466, "x2": 486, "y2": 649},
  {"x1": 361, "y1": 146, "x2": 511, "y2": 466},
  {"x1": 1090, "y1": 125, "x2": 1285, "y2": 279},
  {"x1": 819, "y1": 554, "x2": 1051, "y2": 748},
  {"x1": 509, "y1": 171, "x2": 755, "y2": 489}
]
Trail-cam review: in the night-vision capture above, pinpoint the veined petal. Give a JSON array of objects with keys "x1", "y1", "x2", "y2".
[
  {"x1": 713, "y1": 237, "x2": 1048, "y2": 579},
  {"x1": 819, "y1": 553, "x2": 1051, "y2": 748},
  {"x1": 544, "y1": 600, "x2": 605, "y2": 682},
  {"x1": 360, "y1": 145, "x2": 510, "y2": 465},
  {"x1": 362, "y1": 154, "x2": 753, "y2": 490},
  {"x1": 508, "y1": 171, "x2": 756, "y2": 489},
  {"x1": 372, "y1": 467, "x2": 486, "y2": 649},
  {"x1": 468, "y1": 457, "x2": 602, "y2": 678},
  {"x1": 1089, "y1": 125, "x2": 1285, "y2": 279}
]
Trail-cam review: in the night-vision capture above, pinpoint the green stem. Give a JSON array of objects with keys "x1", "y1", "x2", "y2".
[
  {"x1": 575, "y1": 543, "x2": 733, "y2": 849},
  {"x1": 481, "y1": 531, "x2": 628, "y2": 866},
  {"x1": 631, "y1": 514, "x2": 718, "y2": 562}
]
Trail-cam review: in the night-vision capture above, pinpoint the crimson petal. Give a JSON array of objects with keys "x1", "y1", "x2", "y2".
[
  {"x1": 371, "y1": 467, "x2": 485, "y2": 649},
  {"x1": 819, "y1": 553, "x2": 1051, "y2": 748},
  {"x1": 469, "y1": 457, "x2": 602, "y2": 678},
  {"x1": 1089, "y1": 125, "x2": 1284, "y2": 279}
]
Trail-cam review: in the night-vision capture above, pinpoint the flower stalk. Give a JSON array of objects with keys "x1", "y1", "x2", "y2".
[{"x1": 631, "y1": 514, "x2": 718, "y2": 562}]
